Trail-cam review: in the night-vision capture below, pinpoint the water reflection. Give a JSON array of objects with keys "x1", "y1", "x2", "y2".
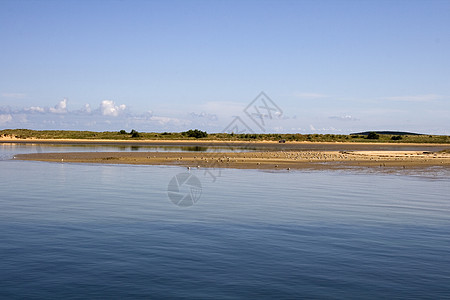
[
  {"x1": 0, "y1": 143, "x2": 256, "y2": 158},
  {"x1": 181, "y1": 146, "x2": 209, "y2": 152}
]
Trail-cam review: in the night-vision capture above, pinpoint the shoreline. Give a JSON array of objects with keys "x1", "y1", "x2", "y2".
[
  {"x1": 7, "y1": 138, "x2": 450, "y2": 173},
  {"x1": 15, "y1": 150, "x2": 450, "y2": 172},
  {"x1": 1, "y1": 137, "x2": 450, "y2": 145}
]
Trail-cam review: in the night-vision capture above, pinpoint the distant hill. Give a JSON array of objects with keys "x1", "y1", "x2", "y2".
[{"x1": 350, "y1": 131, "x2": 423, "y2": 136}]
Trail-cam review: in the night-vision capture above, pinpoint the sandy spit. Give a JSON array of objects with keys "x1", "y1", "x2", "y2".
[{"x1": 15, "y1": 150, "x2": 450, "y2": 172}]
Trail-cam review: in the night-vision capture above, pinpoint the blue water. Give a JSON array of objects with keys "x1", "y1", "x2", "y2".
[{"x1": 0, "y1": 145, "x2": 449, "y2": 299}]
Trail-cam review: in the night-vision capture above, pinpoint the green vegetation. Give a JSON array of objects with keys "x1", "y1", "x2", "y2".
[
  {"x1": 366, "y1": 132, "x2": 380, "y2": 140},
  {"x1": 181, "y1": 129, "x2": 208, "y2": 139},
  {"x1": 118, "y1": 129, "x2": 140, "y2": 137},
  {"x1": 351, "y1": 131, "x2": 422, "y2": 136},
  {"x1": 130, "y1": 129, "x2": 140, "y2": 138},
  {"x1": 1, "y1": 129, "x2": 449, "y2": 144},
  {"x1": 391, "y1": 135, "x2": 402, "y2": 141}
]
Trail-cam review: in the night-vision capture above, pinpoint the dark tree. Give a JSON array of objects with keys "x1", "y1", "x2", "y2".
[
  {"x1": 366, "y1": 132, "x2": 380, "y2": 139},
  {"x1": 182, "y1": 129, "x2": 208, "y2": 138},
  {"x1": 130, "y1": 129, "x2": 140, "y2": 138}
]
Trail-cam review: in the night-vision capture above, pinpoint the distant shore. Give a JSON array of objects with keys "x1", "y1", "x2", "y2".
[
  {"x1": 2, "y1": 129, "x2": 450, "y2": 145},
  {"x1": 2, "y1": 137, "x2": 450, "y2": 149}
]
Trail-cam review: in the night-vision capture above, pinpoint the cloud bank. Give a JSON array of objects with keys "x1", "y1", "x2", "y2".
[
  {"x1": 0, "y1": 114, "x2": 13, "y2": 125},
  {"x1": 49, "y1": 98, "x2": 68, "y2": 114},
  {"x1": 100, "y1": 100, "x2": 126, "y2": 116},
  {"x1": 1, "y1": 96, "x2": 448, "y2": 135},
  {"x1": 0, "y1": 98, "x2": 194, "y2": 131}
]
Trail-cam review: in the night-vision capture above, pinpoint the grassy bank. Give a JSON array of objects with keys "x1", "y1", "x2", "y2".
[{"x1": 1, "y1": 129, "x2": 449, "y2": 144}]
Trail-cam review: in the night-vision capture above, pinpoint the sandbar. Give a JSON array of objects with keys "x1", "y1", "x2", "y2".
[{"x1": 15, "y1": 150, "x2": 450, "y2": 173}]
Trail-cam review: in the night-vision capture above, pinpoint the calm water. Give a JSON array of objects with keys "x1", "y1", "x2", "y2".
[
  {"x1": 0, "y1": 144, "x2": 256, "y2": 161},
  {"x1": 0, "y1": 145, "x2": 449, "y2": 299}
]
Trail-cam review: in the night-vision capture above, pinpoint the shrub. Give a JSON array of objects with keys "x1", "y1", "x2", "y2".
[
  {"x1": 130, "y1": 129, "x2": 140, "y2": 138},
  {"x1": 182, "y1": 129, "x2": 208, "y2": 138},
  {"x1": 391, "y1": 135, "x2": 402, "y2": 140},
  {"x1": 366, "y1": 132, "x2": 380, "y2": 139},
  {"x1": 119, "y1": 130, "x2": 127, "y2": 134}
]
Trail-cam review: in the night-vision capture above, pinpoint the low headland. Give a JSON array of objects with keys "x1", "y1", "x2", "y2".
[{"x1": 1, "y1": 128, "x2": 450, "y2": 144}]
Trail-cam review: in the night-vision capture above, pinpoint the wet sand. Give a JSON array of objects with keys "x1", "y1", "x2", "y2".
[{"x1": 15, "y1": 150, "x2": 450, "y2": 172}]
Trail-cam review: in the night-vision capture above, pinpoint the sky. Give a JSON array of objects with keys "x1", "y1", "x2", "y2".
[{"x1": 1, "y1": 0, "x2": 449, "y2": 134}]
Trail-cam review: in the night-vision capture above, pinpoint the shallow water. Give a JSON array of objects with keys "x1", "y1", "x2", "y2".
[
  {"x1": 0, "y1": 145, "x2": 449, "y2": 299},
  {"x1": 0, "y1": 143, "x2": 257, "y2": 161}
]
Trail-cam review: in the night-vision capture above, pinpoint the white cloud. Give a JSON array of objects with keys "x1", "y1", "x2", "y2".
[
  {"x1": 308, "y1": 124, "x2": 342, "y2": 132},
  {"x1": 0, "y1": 114, "x2": 13, "y2": 125},
  {"x1": 149, "y1": 116, "x2": 187, "y2": 126},
  {"x1": 329, "y1": 115, "x2": 359, "y2": 121},
  {"x1": 150, "y1": 116, "x2": 172, "y2": 125},
  {"x1": 273, "y1": 126, "x2": 284, "y2": 132},
  {"x1": 1, "y1": 93, "x2": 26, "y2": 99},
  {"x1": 100, "y1": 100, "x2": 126, "y2": 116},
  {"x1": 129, "y1": 111, "x2": 153, "y2": 121},
  {"x1": 189, "y1": 112, "x2": 218, "y2": 121},
  {"x1": 28, "y1": 106, "x2": 45, "y2": 113},
  {"x1": 294, "y1": 92, "x2": 329, "y2": 99},
  {"x1": 49, "y1": 98, "x2": 68, "y2": 114},
  {"x1": 82, "y1": 104, "x2": 92, "y2": 114},
  {"x1": 381, "y1": 94, "x2": 444, "y2": 102}
]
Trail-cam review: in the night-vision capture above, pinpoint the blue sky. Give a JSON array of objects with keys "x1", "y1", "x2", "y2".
[{"x1": 1, "y1": 0, "x2": 449, "y2": 134}]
